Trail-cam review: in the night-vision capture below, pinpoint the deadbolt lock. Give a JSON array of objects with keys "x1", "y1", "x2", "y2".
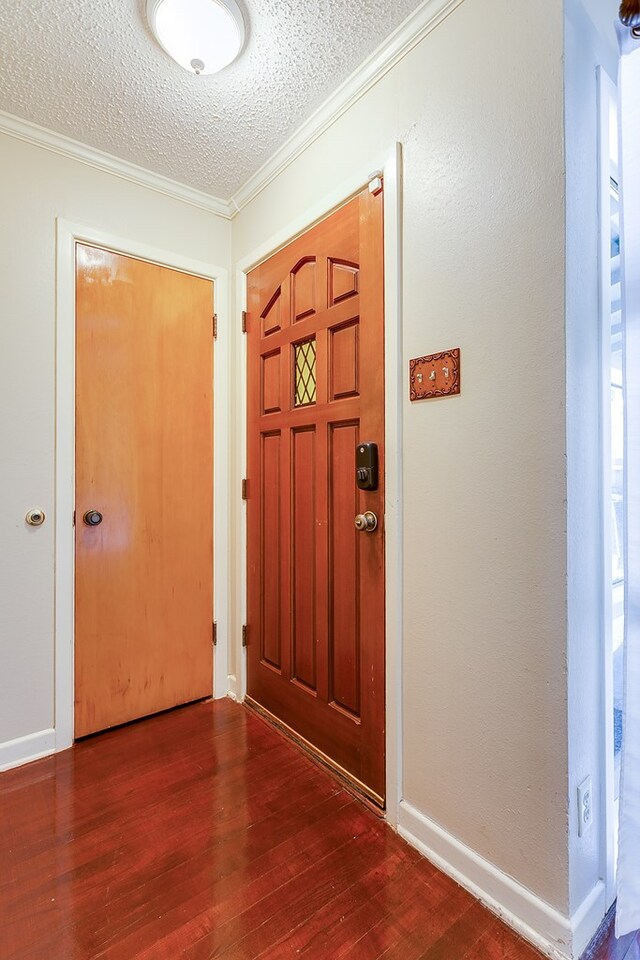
[
  {"x1": 354, "y1": 511, "x2": 378, "y2": 533},
  {"x1": 26, "y1": 508, "x2": 46, "y2": 527},
  {"x1": 355, "y1": 442, "x2": 378, "y2": 491}
]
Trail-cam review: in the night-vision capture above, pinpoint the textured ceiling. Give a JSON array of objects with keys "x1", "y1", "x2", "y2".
[{"x1": 0, "y1": 0, "x2": 422, "y2": 200}]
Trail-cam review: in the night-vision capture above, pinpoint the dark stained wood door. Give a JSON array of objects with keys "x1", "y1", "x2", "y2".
[
  {"x1": 246, "y1": 187, "x2": 385, "y2": 804},
  {"x1": 75, "y1": 245, "x2": 214, "y2": 738}
]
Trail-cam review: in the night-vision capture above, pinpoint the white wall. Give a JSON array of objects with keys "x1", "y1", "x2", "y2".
[
  {"x1": 233, "y1": 0, "x2": 571, "y2": 928},
  {"x1": 0, "y1": 133, "x2": 230, "y2": 757},
  {"x1": 580, "y1": 0, "x2": 619, "y2": 64}
]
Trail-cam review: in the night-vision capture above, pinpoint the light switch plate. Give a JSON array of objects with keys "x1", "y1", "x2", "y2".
[{"x1": 409, "y1": 348, "x2": 461, "y2": 401}]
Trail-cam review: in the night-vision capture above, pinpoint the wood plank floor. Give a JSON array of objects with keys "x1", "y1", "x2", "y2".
[{"x1": 0, "y1": 699, "x2": 630, "y2": 959}]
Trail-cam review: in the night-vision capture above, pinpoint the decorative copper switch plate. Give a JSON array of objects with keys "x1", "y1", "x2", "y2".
[{"x1": 409, "y1": 348, "x2": 461, "y2": 401}]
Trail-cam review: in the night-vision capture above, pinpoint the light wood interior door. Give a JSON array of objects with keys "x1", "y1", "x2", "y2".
[
  {"x1": 75, "y1": 244, "x2": 214, "y2": 738},
  {"x1": 246, "y1": 187, "x2": 385, "y2": 804}
]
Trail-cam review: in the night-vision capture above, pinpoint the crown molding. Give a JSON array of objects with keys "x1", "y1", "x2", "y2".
[
  {"x1": 0, "y1": 0, "x2": 463, "y2": 221},
  {"x1": 228, "y1": 0, "x2": 465, "y2": 214},
  {"x1": 0, "y1": 110, "x2": 233, "y2": 219}
]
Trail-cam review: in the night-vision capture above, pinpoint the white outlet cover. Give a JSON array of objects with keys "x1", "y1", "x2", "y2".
[{"x1": 578, "y1": 776, "x2": 593, "y2": 837}]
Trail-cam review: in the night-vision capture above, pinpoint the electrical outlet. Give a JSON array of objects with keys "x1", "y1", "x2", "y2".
[{"x1": 578, "y1": 777, "x2": 593, "y2": 837}]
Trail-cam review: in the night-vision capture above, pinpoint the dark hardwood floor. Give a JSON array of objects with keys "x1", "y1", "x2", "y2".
[{"x1": 0, "y1": 699, "x2": 631, "y2": 959}]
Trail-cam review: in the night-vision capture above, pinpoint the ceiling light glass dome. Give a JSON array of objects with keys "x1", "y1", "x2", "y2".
[{"x1": 147, "y1": 0, "x2": 245, "y2": 75}]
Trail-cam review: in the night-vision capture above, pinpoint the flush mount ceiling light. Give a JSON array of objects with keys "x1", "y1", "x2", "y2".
[{"x1": 147, "y1": 0, "x2": 245, "y2": 75}]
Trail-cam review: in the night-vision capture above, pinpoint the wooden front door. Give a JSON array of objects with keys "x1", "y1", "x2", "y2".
[
  {"x1": 246, "y1": 186, "x2": 385, "y2": 804},
  {"x1": 74, "y1": 244, "x2": 214, "y2": 738}
]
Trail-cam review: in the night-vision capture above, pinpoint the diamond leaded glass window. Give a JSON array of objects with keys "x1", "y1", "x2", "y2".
[{"x1": 294, "y1": 339, "x2": 316, "y2": 407}]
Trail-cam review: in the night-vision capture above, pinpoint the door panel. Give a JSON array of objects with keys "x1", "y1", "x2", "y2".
[
  {"x1": 75, "y1": 245, "x2": 214, "y2": 738},
  {"x1": 292, "y1": 425, "x2": 317, "y2": 691},
  {"x1": 261, "y1": 430, "x2": 283, "y2": 671},
  {"x1": 330, "y1": 421, "x2": 360, "y2": 717},
  {"x1": 246, "y1": 188, "x2": 385, "y2": 803}
]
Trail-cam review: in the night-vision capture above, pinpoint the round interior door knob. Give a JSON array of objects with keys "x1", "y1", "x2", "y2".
[
  {"x1": 83, "y1": 510, "x2": 103, "y2": 526},
  {"x1": 26, "y1": 508, "x2": 46, "y2": 526},
  {"x1": 354, "y1": 511, "x2": 378, "y2": 532}
]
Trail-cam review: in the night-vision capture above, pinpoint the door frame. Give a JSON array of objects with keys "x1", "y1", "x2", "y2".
[
  {"x1": 54, "y1": 219, "x2": 231, "y2": 752},
  {"x1": 597, "y1": 65, "x2": 619, "y2": 911},
  {"x1": 233, "y1": 144, "x2": 403, "y2": 825}
]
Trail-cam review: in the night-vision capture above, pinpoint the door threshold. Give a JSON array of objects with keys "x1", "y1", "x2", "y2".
[{"x1": 244, "y1": 695, "x2": 385, "y2": 815}]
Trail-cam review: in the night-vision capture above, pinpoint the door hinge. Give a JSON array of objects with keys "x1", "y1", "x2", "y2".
[
  {"x1": 73, "y1": 509, "x2": 76, "y2": 526},
  {"x1": 242, "y1": 310, "x2": 248, "y2": 334},
  {"x1": 212, "y1": 621, "x2": 217, "y2": 646},
  {"x1": 242, "y1": 624, "x2": 248, "y2": 647},
  {"x1": 213, "y1": 313, "x2": 218, "y2": 339},
  {"x1": 242, "y1": 478, "x2": 249, "y2": 500}
]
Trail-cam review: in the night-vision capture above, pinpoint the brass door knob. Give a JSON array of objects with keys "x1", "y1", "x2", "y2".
[
  {"x1": 354, "y1": 511, "x2": 378, "y2": 532},
  {"x1": 83, "y1": 510, "x2": 103, "y2": 526},
  {"x1": 26, "y1": 509, "x2": 46, "y2": 527}
]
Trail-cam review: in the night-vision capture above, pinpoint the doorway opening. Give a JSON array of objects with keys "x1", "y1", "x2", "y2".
[
  {"x1": 600, "y1": 66, "x2": 624, "y2": 903},
  {"x1": 607, "y1": 88, "x2": 624, "y2": 855}
]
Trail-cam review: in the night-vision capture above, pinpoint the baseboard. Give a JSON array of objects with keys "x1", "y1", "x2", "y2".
[
  {"x1": 398, "y1": 800, "x2": 602, "y2": 960},
  {"x1": 0, "y1": 728, "x2": 56, "y2": 772},
  {"x1": 227, "y1": 675, "x2": 240, "y2": 701}
]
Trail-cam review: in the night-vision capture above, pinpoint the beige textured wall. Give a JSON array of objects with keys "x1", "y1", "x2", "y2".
[
  {"x1": 232, "y1": 0, "x2": 568, "y2": 912},
  {"x1": 0, "y1": 134, "x2": 231, "y2": 746}
]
